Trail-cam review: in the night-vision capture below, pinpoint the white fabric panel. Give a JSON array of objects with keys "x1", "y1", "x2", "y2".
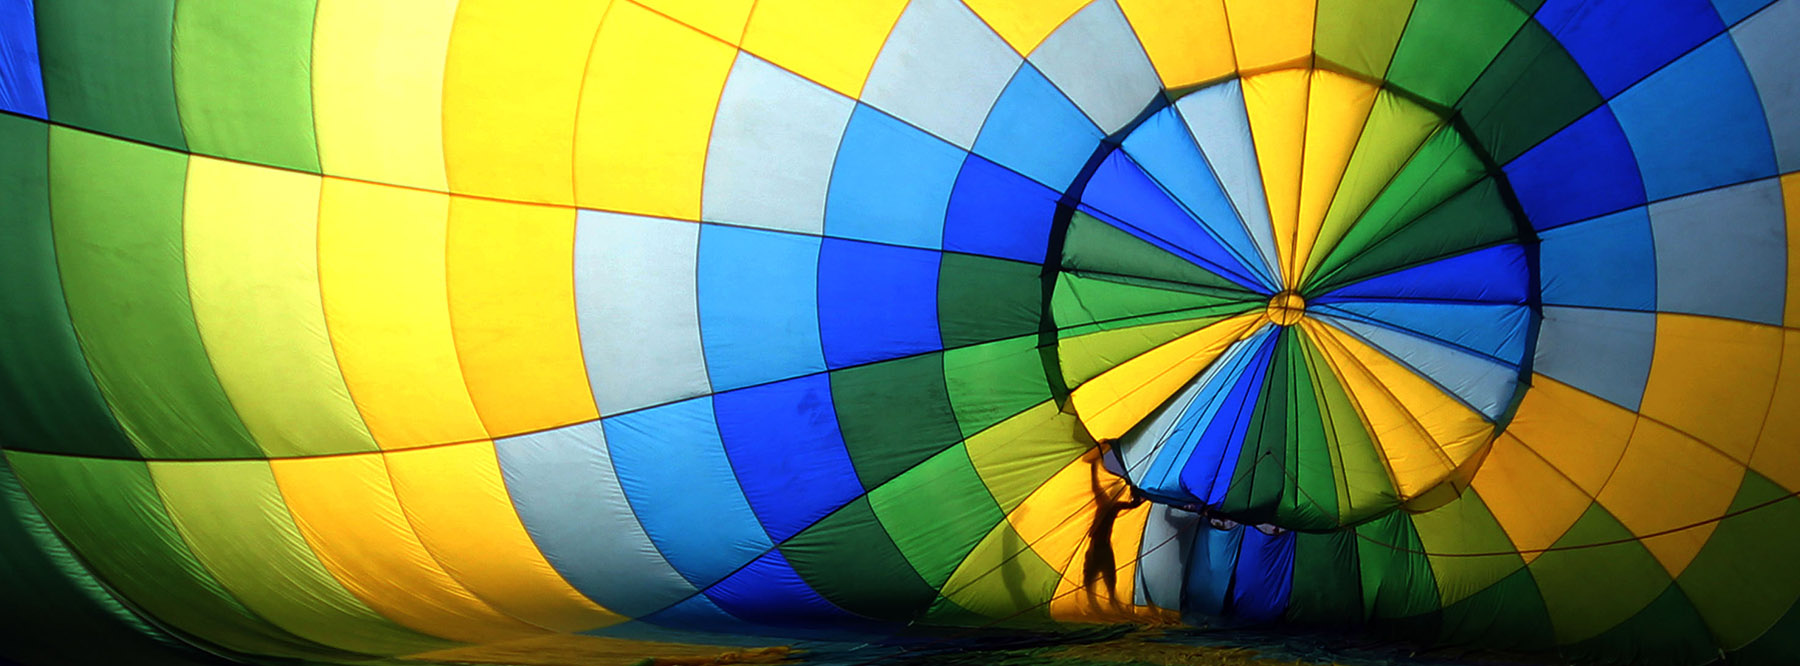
[
  {"x1": 860, "y1": 0, "x2": 1023, "y2": 150},
  {"x1": 703, "y1": 53, "x2": 855, "y2": 235},
  {"x1": 574, "y1": 211, "x2": 711, "y2": 415},
  {"x1": 1028, "y1": 0, "x2": 1164, "y2": 134},
  {"x1": 1732, "y1": 0, "x2": 1800, "y2": 170},
  {"x1": 1174, "y1": 81, "x2": 1282, "y2": 280}
]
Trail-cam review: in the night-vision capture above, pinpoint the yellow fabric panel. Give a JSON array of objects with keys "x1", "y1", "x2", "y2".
[
  {"x1": 405, "y1": 634, "x2": 784, "y2": 666},
  {"x1": 1639, "y1": 314, "x2": 1783, "y2": 464},
  {"x1": 445, "y1": 198, "x2": 598, "y2": 437},
  {"x1": 1302, "y1": 94, "x2": 1442, "y2": 284},
  {"x1": 633, "y1": 0, "x2": 754, "y2": 43},
  {"x1": 441, "y1": 0, "x2": 613, "y2": 204},
  {"x1": 1058, "y1": 315, "x2": 1234, "y2": 390},
  {"x1": 183, "y1": 158, "x2": 378, "y2": 458},
  {"x1": 1070, "y1": 313, "x2": 1265, "y2": 441},
  {"x1": 1290, "y1": 71, "x2": 1378, "y2": 287},
  {"x1": 1503, "y1": 375, "x2": 1636, "y2": 496},
  {"x1": 1117, "y1": 0, "x2": 1235, "y2": 88},
  {"x1": 311, "y1": 0, "x2": 456, "y2": 190},
  {"x1": 1223, "y1": 0, "x2": 1315, "y2": 73},
  {"x1": 1049, "y1": 502, "x2": 1159, "y2": 623},
  {"x1": 1242, "y1": 69, "x2": 1309, "y2": 285},
  {"x1": 1784, "y1": 173, "x2": 1800, "y2": 326},
  {"x1": 1007, "y1": 449, "x2": 1106, "y2": 566},
  {"x1": 270, "y1": 453, "x2": 547, "y2": 643},
  {"x1": 573, "y1": 2, "x2": 737, "y2": 219},
  {"x1": 961, "y1": 0, "x2": 1091, "y2": 55},
  {"x1": 384, "y1": 443, "x2": 623, "y2": 632},
  {"x1": 740, "y1": 0, "x2": 908, "y2": 97},
  {"x1": 965, "y1": 401, "x2": 1092, "y2": 512},
  {"x1": 149, "y1": 460, "x2": 453, "y2": 656},
  {"x1": 1752, "y1": 330, "x2": 1800, "y2": 492},
  {"x1": 1002, "y1": 451, "x2": 1162, "y2": 622},
  {"x1": 1595, "y1": 419, "x2": 1744, "y2": 576},
  {"x1": 318, "y1": 179, "x2": 489, "y2": 449},
  {"x1": 1470, "y1": 434, "x2": 1594, "y2": 564}
]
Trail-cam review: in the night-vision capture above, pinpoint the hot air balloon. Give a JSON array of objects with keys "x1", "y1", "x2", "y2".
[{"x1": 0, "y1": 0, "x2": 1795, "y2": 665}]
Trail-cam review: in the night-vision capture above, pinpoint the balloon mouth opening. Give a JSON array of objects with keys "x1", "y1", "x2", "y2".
[{"x1": 1265, "y1": 291, "x2": 1306, "y2": 326}]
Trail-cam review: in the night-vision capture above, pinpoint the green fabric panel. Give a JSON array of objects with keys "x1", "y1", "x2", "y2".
[
  {"x1": 1301, "y1": 126, "x2": 1485, "y2": 292},
  {"x1": 939, "y1": 254, "x2": 1042, "y2": 348},
  {"x1": 934, "y1": 520, "x2": 1060, "y2": 625},
  {"x1": 34, "y1": 0, "x2": 186, "y2": 149},
  {"x1": 4, "y1": 451, "x2": 350, "y2": 660},
  {"x1": 1051, "y1": 271, "x2": 1256, "y2": 339},
  {"x1": 1354, "y1": 513, "x2": 1442, "y2": 620},
  {"x1": 781, "y1": 497, "x2": 939, "y2": 621},
  {"x1": 1432, "y1": 567, "x2": 1555, "y2": 652},
  {"x1": 1674, "y1": 471, "x2": 1800, "y2": 650},
  {"x1": 830, "y1": 352, "x2": 963, "y2": 490},
  {"x1": 1384, "y1": 0, "x2": 1528, "y2": 106},
  {"x1": 1409, "y1": 490, "x2": 1527, "y2": 608},
  {"x1": 1281, "y1": 330, "x2": 1339, "y2": 529},
  {"x1": 1310, "y1": 178, "x2": 1518, "y2": 295},
  {"x1": 1509, "y1": 0, "x2": 1547, "y2": 11},
  {"x1": 945, "y1": 336, "x2": 1053, "y2": 439},
  {"x1": 1297, "y1": 326, "x2": 1391, "y2": 520},
  {"x1": 1285, "y1": 530, "x2": 1363, "y2": 625},
  {"x1": 0, "y1": 116, "x2": 137, "y2": 458},
  {"x1": 1222, "y1": 329, "x2": 1297, "y2": 524},
  {"x1": 1060, "y1": 212, "x2": 1254, "y2": 293},
  {"x1": 0, "y1": 454, "x2": 228, "y2": 666},
  {"x1": 171, "y1": 0, "x2": 321, "y2": 172},
  {"x1": 49, "y1": 128, "x2": 263, "y2": 460},
  {"x1": 1729, "y1": 599, "x2": 1800, "y2": 666},
  {"x1": 1561, "y1": 584, "x2": 1717, "y2": 666},
  {"x1": 1314, "y1": 0, "x2": 1415, "y2": 81},
  {"x1": 1527, "y1": 505, "x2": 1671, "y2": 643},
  {"x1": 149, "y1": 460, "x2": 456, "y2": 656},
  {"x1": 1303, "y1": 92, "x2": 1446, "y2": 283},
  {"x1": 964, "y1": 402, "x2": 1090, "y2": 514},
  {"x1": 1055, "y1": 316, "x2": 1234, "y2": 391},
  {"x1": 869, "y1": 445, "x2": 1008, "y2": 588},
  {"x1": 1457, "y1": 20, "x2": 1601, "y2": 164}
]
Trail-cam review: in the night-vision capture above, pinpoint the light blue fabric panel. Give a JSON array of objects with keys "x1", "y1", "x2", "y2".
[
  {"x1": 1317, "y1": 314, "x2": 1519, "y2": 420},
  {"x1": 495, "y1": 422, "x2": 695, "y2": 618},
  {"x1": 703, "y1": 53, "x2": 854, "y2": 235},
  {"x1": 1731, "y1": 0, "x2": 1800, "y2": 171},
  {"x1": 1174, "y1": 80, "x2": 1281, "y2": 279},
  {"x1": 1608, "y1": 36, "x2": 1778, "y2": 200},
  {"x1": 1120, "y1": 105, "x2": 1276, "y2": 285},
  {"x1": 1714, "y1": 0, "x2": 1778, "y2": 24},
  {"x1": 1532, "y1": 306, "x2": 1656, "y2": 410},
  {"x1": 824, "y1": 105, "x2": 965, "y2": 249},
  {"x1": 1027, "y1": 0, "x2": 1162, "y2": 133},
  {"x1": 1314, "y1": 301, "x2": 1531, "y2": 367},
  {"x1": 575, "y1": 211, "x2": 711, "y2": 415},
  {"x1": 604, "y1": 397, "x2": 774, "y2": 589},
  {"x1": 1135, "y1": 504, "x2": 1200, "y2": 611},
  {"x1": 860, "y1": 0, "x2": 1021, "y2": 149},
  {"x1": 1128, "y1": 327, "x2": 1273, "y2": 500},
  {"x1": 1538, "y1": 207, "x2": 1658, "y2": 311},
  {"x1": 697, "y1": 225, "x2": 825, "y2": 391},
  {"x1": 1649, "y1": 178, "x2": 1786, "y2": 326},
  {"x1": 972, "y1": 64, "x2": 1104, "y2": 191}
]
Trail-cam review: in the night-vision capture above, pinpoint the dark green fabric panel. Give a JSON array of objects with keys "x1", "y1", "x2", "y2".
[
  {"x1": 781, "y1": 497, "x2": 939, "y2": 622},
  {"x1": 0, "y1": 116, "x2": 136, "y2": 458},
  {"x1": 49, "y1": 129, "x2": 262, "y2": 460},
  {"x1": 1560, "y1": 584, "x2": 1717, "y2": 666},
  {"x1": 1730, "y1": 599, "x2": 1800, "y2": 666},
  {"x1": 34, "y1": 0, "x2": 185, "y2": 149},
  {"x1": 1221, "y1": 329, "x2": 1296, "y2": 525},
  {"x1": 1309, "y1": 179, "x2": 1519, "y2": 295},
  {"x1": 1384, "y1": 0, "x2": 1528, "y2": 106},
  {"x1": 1050, "y1": 272, "x2": 1258, "y2": 340},
  {"x1": 4, "y1": 452, "x2": 351, "y2": 660},
  {"x1": 0, "y1": 455, "x2": 229, "y2": 666},
  {"x1": 1527, "y1": 505, "x2": 1671, "y2": 646},
  {"x1": 1354, "y1": 513, "x2": 1442, "y2": 620},
  {"x1": 1285, "y1": 530, "x2": 1363, "y2": 625},
  {"x1": 939, "y1": 254, "x2": 1041, "y2": 348},
  {"x1": 171, "y1": 0, "x2": 321, "y2": 172},
  {"x1": 1431, "y1": 567, "x2": 1555, "y2": 652},
  {"x1": 1314, "y1": 0, "x2": 1415, "y2": 81},
  {"x1": 944, "y1": 336, "x2": 1052, "y2": 439},
  {"x1": 830, "y1": 352, "x2": 963, "y2": 490},
  {"x1": 869, "y1": 445, "x2": 1007, "y2": 588},
  {"x1": 1674, "y1": 471, "x2": 1800, "y2": 650},
  {"x1": 1059, "y1": 212, "x2": 1254, "y2": 293},
  {"x1": 1457, "y1": 20, "x2": 1602, "y2": 164},
  {"x1": 1301, "y1": 127, "x2": 1485, "y2": 289}
]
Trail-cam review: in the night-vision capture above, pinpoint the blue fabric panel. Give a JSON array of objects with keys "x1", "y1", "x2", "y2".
[
  {"x1": 715, "y1": 375, "x2": 865, "y2": 543},
  {"x1": 1538, "y1": 208, "x2": 1658, "y2": 311},
  {"x1": 1318, "y1": 244, "x2": 1529, "y2": 305},
  {"x1": 1183, "y1": 527, "x2": 1244, "y2": 617},
  {"x1": 637, "y1": 593, "x2": 784, "y2": 638},
  {"x1": 942, "y1": 154, "x2": 1061, "y2": 263},
  {"x1": 1229, "y1": 527, "x2": 1295, "y2": 622},
  {"x1": 1649, "y1": 178, "x2": 1786, "y2": 325},
  {"x1": 1080, "y1": 149, "x2": 1274, "y2": 291},
  {"x1": 1317, "y1": 313, "x2": 1521, "y2": 420},
  {"x1": 605, "y1": 397, "x2": 774, "y2": 589},
  {"x1": 1535, "y1": 0, "x2": 1725, "y2": 98},
  {"x1": 705, "y1": 550, "x2": 877, "y2": 632},
  {"x1": 1136, "y1": 332, "x2": 1273, "y2": 502},
  {"x1": 818, "y1": 238, "x2": 943, "y2": 368},
  {"x1": 971, "y1": 64, "x2": 1104, "y2": 191},
  {"x1": 824, "y1": 104, "x2": 965, "y2": 249},
  {"x1": 1532, "y1": 306, "x2": 1656, "y2": 410},
  {"x1": 0, "y1": 0, "x2": 44, "y2": 118},
  {"x1": 1120, "y1": 105, "x2": 1277, "y2": 285},
  {"x1": 1175, "y1": 328, "x2": 1280, "y2": 506},
  {"x1": 698, "y1": 225, "x2": 826, "y2": 391},
  {"x1": 1504, "y1": 106, "x2": 1645, "y2": 231},
  {"x1": 1713, "y1": 0, "x2": 1777, "y2": 23},
  {"x1": 1608, "y1": 36, "x2": 1779, "y2": 200},
  {"x1": 1315, "y1": 301, "x2": 1531, "y2": 367},
  {"x1": 495, "y1": 422, "x2": 695, "y2": 618}
]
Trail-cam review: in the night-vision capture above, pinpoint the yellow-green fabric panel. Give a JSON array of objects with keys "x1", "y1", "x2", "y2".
[
  {"x1": 148, "y1": 459, "x2": 455, "y2": 656},
  {"x1": 311, "y1": 0, "x2": 456, "y2": 190},
  {"x1": 1302, "y1": 92, "x2": 1445, "y2": 284},
  {"x1": 170, "y1": 0, "x2": 321, "y2": 173},
  {"x1": 318, "y1": 178, "x2": 489, "y2": 449},
  {"x1": 1291, "y1": 71, "x2": 1378, "y2": 286},
  {"x1": 183, "y1": 157, "x2": 378, "y2": 457}
]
